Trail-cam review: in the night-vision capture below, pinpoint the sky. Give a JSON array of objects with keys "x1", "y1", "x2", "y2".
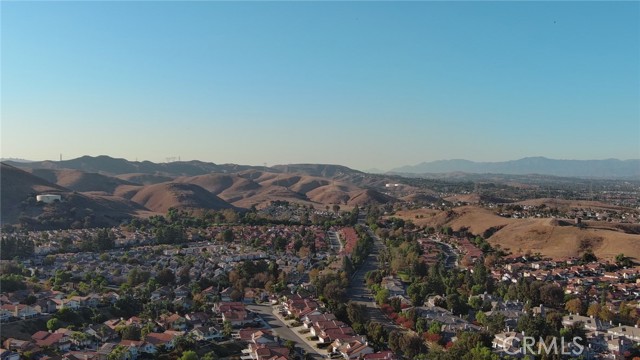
[{"x1": 2, "y1": 1, "x2": 639, "y2": 171}]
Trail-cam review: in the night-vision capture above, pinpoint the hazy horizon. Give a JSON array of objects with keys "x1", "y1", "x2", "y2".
[{"x1": 2, "y1": 2, "x2": 639, "y2": 170}]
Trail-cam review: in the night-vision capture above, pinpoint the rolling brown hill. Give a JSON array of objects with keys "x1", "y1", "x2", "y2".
[
  {"x1": 6, "y1": 155, "x2": 269, "y2": 176},
  {"x1": 130, "y1": 182, "x2": 236, "y2": 213},
  {"x1": 0, "y1": 163, "x2": 141, "y2": 226},
  {"x1": 3, "y1": 157, "x2": 406, "y2": 226},
  {"x1": 347, "y1": 189, "x2": 396, "y2": 206},
  {"x1": 1, "y1": 163, "x2": 67, "y2": 223},
  {"x1": 401, "y1": 192, "x2": 442, "y2": 204},
  {"x1": 487, "y1": 218, "x2": 640, "y2": 261},
  {"x1": 515, "y1": 198, "x2": 629, "y2": 212},
  {"x1": 392, "y1": 206, "x2": 514, "y2": 235},
  {"x1": 390, "y1": 204, "x2": 640, "y2": 261},
  {"x1": 271, "y1": 163, "x2": 363, "y2": 178},
  {"x1": 230, "y1": 185, "x2": 310, "y2": 209},
  {"x1": 27, "y1": 168, "x2": 138, "y2": 193},
  {"x1": 306, "y1": 185, "x2": 354, "y2": 204},
  {"x1": 116, "y1": 173, "x2": 175, "y2": 185},
  {"x1": 175, "y1": 174, "x2": 262, "y2": 195}
]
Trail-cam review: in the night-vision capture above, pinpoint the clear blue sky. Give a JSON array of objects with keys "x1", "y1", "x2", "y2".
[{"x1": 2, "y1": 1, "x2": 638, "y2": 170}]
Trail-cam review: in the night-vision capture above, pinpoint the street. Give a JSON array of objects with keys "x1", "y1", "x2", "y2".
[
  {"x1": 247, "y1": 303, "x2": 324, "y2": 359},
  {"x1": 345, "y1": 222, "x2": 405, "y2": 332}
]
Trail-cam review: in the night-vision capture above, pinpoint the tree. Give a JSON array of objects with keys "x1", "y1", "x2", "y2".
[
  {"x1": 119, "y1": 325, "x2": 141, "y2": 341},
  {"x1": 180, "y1": 350, "x2": 199, "y2": 360},
  {"x1": 388, "y1": 330, "x2": 402, "y2": 353},
  {"x1": 581, "y1": 250, "x2": 597, "y2": 263},
  {"x1": 375, "y1": 288, "x2": 390, "y2": 306},
  {"x1": 615, "y1": 253, "x2": 632, "y2": 267},
  {"x1": 428, "y1": 321, "x2": 442, "y2": 334},
  {"x1": 587, "y1": 303, "x2": 601, "y2": 318},
  {"x1": 446, "y1": 293, "x2": 469, "y2": 315},
  {"x1": 218, "y1": 229, "x2": 234, "y2": 243},
  {"x1": 399, "y1": 333, "x2": 424, "y2": 359},
  {"x1": 539, "y1": 284, "x2": 564, "y2": 308},
  {"x1": 47, "y1": 318, "x2": 62, "y2": 331},
  {"x1": 156, "y1": 268, "x2": 176, "y2": 286},
  {"x1": 367, "y1": 321, "x2": 388, "y2": 347},
  {"x1": 468, "y1": 343, "x2": 499, "y2": 360},
  {"x1": 108, "y1": 345, "x2": 129, "y2": 360},
  {"x1": 285, "y1": 340, "x2": 296, "y2": 355},
  {"x1": 485, "y1": 313, "x2": 506, "y2": 335},
  {"x1": 565, "y1": 298, "x2": 583, "y2": 315},
  {"x1": 342, "y1": 256, "x2": 355, "y2": 275},
  {"x1": 202, "y1": 352, "x2": 217, "y2": 360},
  {"x1": 346, "y1": 302, "x2": 366, "y2": 325},
  {"x1": 223, "y1": 320, "x2": 233, "y2": 337},
  {"x1": 599, "y1": 306, "x2": 614, "y2": 322}
]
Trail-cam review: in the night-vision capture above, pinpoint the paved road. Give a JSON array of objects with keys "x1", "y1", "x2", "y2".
[
  {"x1": 345, "y1": 223, "x2": 404, "y2": 332},
  {"x1": 247, "y1": 304, "x2": 324, "y2": 359},
  {"x1": 428, "y1": 238, "x2": 458, "y2": 268},
  {"x1": 327, "y1": 231, "x2": 343, "y2": 253}
]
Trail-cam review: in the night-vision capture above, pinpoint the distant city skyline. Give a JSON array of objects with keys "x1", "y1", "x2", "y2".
[{"x1": 2, "y1": 1, "x2": 638, "y2": 171}]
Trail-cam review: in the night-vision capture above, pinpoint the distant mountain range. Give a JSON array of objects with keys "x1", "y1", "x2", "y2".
[
  {"x1": 0, "y1": 155, "x2": 391, "y2": 225},
  {"x1": 390, "y1": 157, "x2": 640, "y2": 178}
]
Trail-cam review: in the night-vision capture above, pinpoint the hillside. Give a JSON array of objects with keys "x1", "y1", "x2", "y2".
[
  {"x1": 1, "y1": 163, "x2": 67, "y2": 223},
  {"x1": 130, "y1": 182, "x2": 236, "y2": 213},
  {"x1": 271, "y1": 163, "x2": 363, "y2": 178},
  {"x1": 0, "y1": 163, "x2": 140, "y2": 226},
  {"x1": 487, "y1": 218, "x2": 640, "y2": 261},
  {"x1": 347, "y1": 189, "x2": 395, "y2": 206},
  {"x1": 27, "y1": 168, "x2": 138, "y2": 193},
  {"x1": 392, "y1": 206, "x2": 514, "y2": 235},
  {"x1": 6, "y1": 155, "x2": 269, "y2": 177},
  {"x1": 390, "y1": 205, "x2": 640, "y2": 261},
  {"x1": 515, "y1": 198, "x2": 630, "y2": 212},
  {"x1": 116, "y1": 173, "x2": 175, "y2": 185}
]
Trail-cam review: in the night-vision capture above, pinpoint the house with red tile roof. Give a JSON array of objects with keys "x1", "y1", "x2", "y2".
[
  {"x1": 363, "y1": 351, "x2": 397, "y2": 360},
  {"x1": 31, "y1": 331, "x2": 71, "y2": 351}
]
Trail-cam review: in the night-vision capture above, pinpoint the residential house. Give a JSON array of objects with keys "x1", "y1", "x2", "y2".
[
  {"x1": 191, "y1": 326, "x2": 222, "y2": 341},
  {"x1": 52, "y1": 298, "x2": 81, "y2": 311},
  {"x1": 186, "y1": 312, "x2": 211, "y2": 327},
  {"x1": 220, "y1": 287, "x2": 235, "y2": 302},
  {"x1": 318, "y1": 327, "x2": 356, "y2": 344},
  {"x1": 3, "y1": 338, "x2": 36, "y2": 353},
  {"x1": 248, "y1": 343, "x2": 290, "y2": 360},
  {"x1": 145, "y1": 331, "x2": 180, "y2": 350},
  {"x1": 63, "y1": 351, "x2": 100, "y2": 360},
  {"x1": 363, "y1": 351, "x2": 397, "y2": 360},
  {"x1": 380, "y1": 277, "x2": 405, "y2": 297},
  {"x1": 303, "y1": 313, "x2": 336, "y2": 329},
  {"x1": 174, "y1": 285, "x2": 190, "y2": 298},
  {"x1": 158, "y1": 313, "x2": 188, "y2": 331},
  {"x1": 335, "y1": 339, "x2": 373, "y2": 360},
  {"x1": 608, "y1": 324, "x2": 640, "y2": 342},
  {"x1": 85, "y1": 324, "x2": 118, "y2": 343},
  {"x1": 31, "y1": 331, "x2": 71, "y2": 352},
  {"x1": 96, "y1": 343, "x2": 119, "y2": 360},
  {"x1": 0, "y1": 304, "x2": 39, "y2": 319},
  {"x1": 492, "y1": 331, "x2": 524, "y2": 355},
  {"x1": 310, "y1": 320, "x2": 350, "y2": 337},
  {"x1": 607, "y1": 336, "x2": 632, "y2": 355},
  {"x1": 562, "y1": 314, "x2": 609, "y2": 332},
  {"x1": 0, "y1": 349, "x2": 20, "y2": 360}
]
